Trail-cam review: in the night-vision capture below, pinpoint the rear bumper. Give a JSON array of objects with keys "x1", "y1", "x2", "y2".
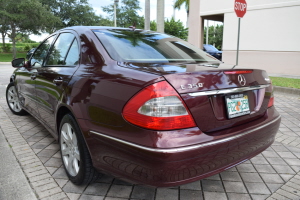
[{"x1": 86, "y1": 107, "x2": 281, "y2": 187}]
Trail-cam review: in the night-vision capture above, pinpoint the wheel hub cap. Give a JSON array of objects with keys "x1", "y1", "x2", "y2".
[{"x1": 60, "y1": 123, "x2": 80, "y2": 176}]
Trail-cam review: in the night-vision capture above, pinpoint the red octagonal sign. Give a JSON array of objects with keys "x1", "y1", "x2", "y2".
[{"x1": 234, "y1": 0, "x2": 247, "y2": 18}]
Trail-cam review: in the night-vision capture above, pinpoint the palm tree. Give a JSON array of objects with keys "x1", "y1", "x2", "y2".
[
  {"x1": 157, "y1": 0, "x2": 165, "y2": 33},
  {"x1": 144, "y1": 0, "x2": 150, "y2": 30},
  {"x1": 174, "y1": 0, "x2": 189, "y2": 27}
]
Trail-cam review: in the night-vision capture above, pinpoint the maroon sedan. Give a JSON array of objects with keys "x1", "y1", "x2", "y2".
[{"x1": 7, "y1": 26, "x2": 280, "y2": 187}]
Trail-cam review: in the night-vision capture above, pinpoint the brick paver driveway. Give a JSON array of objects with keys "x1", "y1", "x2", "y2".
[{"x1": 0, "y1": 88, "x2": 300, "y2": 199}]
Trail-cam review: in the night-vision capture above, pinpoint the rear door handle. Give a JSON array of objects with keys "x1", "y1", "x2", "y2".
[{"x1": 53, "y1": 77, "x2": 63, "y2": 85}]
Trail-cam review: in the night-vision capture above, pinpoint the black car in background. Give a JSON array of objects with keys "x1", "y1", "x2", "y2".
[{"x1": 203, "y1": 44, "x2": 222, "y2": 61}]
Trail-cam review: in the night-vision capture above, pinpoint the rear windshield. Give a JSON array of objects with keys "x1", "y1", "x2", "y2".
[{"x1": 93, "y1": 29, "x2": 220, "y2": 63}]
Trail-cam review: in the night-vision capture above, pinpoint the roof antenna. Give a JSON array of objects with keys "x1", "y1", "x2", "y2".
[{"x1": 129, "y1": 22, "x2": 136, "y2": 31}]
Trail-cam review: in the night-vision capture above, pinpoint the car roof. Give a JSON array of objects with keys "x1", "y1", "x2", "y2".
[
  {"x1": 60, "y1": 26, "x2": 140, "y2": 32},
  {"x1": 55, "y1": 26, "x2": 148, "y2": 37}
]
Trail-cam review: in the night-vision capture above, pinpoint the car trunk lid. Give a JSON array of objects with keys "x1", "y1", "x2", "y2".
[{"x1": 162, "y1": 64, "x2": 272, "y2": 133}]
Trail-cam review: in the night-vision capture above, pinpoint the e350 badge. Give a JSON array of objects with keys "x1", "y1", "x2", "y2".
[{"x1": 180, "y1": 83, "x2": 204, "y2": 90}]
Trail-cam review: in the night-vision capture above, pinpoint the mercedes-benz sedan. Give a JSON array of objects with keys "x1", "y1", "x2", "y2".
[{"x1": 7, "y1": 26, "x2": 280, "y2": 187}]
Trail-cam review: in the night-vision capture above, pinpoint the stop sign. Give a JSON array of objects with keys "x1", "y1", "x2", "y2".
[{"x1": 234, "y1": 0, "x2": 247, "y2": 18}]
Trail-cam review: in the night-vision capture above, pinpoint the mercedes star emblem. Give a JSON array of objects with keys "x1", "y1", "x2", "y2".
[{"x1": 238, "y1": 74, "x2": 246, "y2": 86}]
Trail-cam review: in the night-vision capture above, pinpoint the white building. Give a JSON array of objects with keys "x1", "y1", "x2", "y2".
[
  {"x1": 0, "y1": 36, "x2": 11, "y2": 44},
  {"x1": 188, "y1": 0, "x2": 300, "y2": 75}
]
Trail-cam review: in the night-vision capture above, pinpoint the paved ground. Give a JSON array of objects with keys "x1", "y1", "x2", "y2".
[
  {"x1": 0, "y1": 122, "x2": 37, "y2": 200},
  {"x1": 0, "y1": 63, "x2": 14, "y2": 99},
  {"x1": 0, "y1": 63, "x2": 300, "y2": 200}
]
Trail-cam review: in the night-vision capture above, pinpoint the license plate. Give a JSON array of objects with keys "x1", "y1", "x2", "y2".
[{"x1": 225, "y1": 94, "x2": 250, "y2": 119}]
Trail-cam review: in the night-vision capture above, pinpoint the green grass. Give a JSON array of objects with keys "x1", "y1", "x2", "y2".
[
  {"x1": 270, "y1": 76, "x2": 300, "y2": 89},
  {"x1": 15, "y1": 43, "x2": 39, "y2": 47},
  {"x1": 0, "y1": 52, "x2": 27, "y2": 62}
]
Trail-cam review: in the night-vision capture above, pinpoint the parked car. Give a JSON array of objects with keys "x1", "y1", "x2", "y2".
[
  {"x1": 203, "y1": 44, "x2": 222, "y2": 60},
  {"x1": 7, "y1": 26, "x2": 280, "y2": 187}
]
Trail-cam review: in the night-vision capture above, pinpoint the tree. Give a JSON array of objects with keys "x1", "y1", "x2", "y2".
[
  {"x1": 102, "y1": 0, "x2": 144, "y2": 28},
  {"x1": 0, "y1": 0, "x2": 60, "y2": 58},
  {"x1": 0, "y1": 24, "x2": 10, "y2": 52},
  {"x1": 164, "y1": 18, "x2": 188, "y2": 40},
  {"x1": 150, "y1": 20, "x2": 157, "y2": 31},
  {"x1": 40, "y1": 0, "x2": 100, "y2": 30},
  {"x1": 204, "y1": 26, "x2": 214, "y2": 45},
  {"x1": 15, "y1": 33, "x2": 33, "y2": 43},
  {"x1": 144, "y1": 0, "x2": 150, "y2": 30},
  {"x1": 204, "y1": 24, "x2": 223, "y2": 50},
  {"x1": 156, "y1": 0, "x2": 164, "y2": 33},
  {"x1": 213, "y1": 24, "x2": 223, "y2": 50},
  {"x1": 150, "y1": 18, "x2": 188, "y2": 40},
  {"x1": 96, "y1": 15, "x2": 113, "y2": 27},
  {"x1": 174, "y1": 0, "x2": 189, "y2": 27},
  {"x1": 0, "y1": 0, "x2": 11, "y2": 51}
]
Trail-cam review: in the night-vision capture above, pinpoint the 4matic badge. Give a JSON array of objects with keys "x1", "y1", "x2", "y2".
[{"x1": 180, "y1": 83, "x2": 204, "y2": 90}]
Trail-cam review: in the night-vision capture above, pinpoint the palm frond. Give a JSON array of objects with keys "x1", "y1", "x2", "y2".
[{"x1": 173, "y1": 0, "x2": 189, "y2": 12}]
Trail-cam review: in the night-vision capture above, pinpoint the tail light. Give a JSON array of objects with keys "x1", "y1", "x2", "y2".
[
  {"x1": 267, "y1": 79, "x2": 274, "y2": 108},
  {"x1": 261, "y1": 71, "x2": 274, "y2": 107},
  {"x1": 268, "y1": 96, "x2": 274, "y2": 107},
  {"x1": 123, "y1": 81, "x2": 196, "y2": 130}
]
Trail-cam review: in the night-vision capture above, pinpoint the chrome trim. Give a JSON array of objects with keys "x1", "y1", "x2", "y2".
[
  {"x1": 188, "y1": 84, "x2": 270, "y2": 97},
  {"x1": 90, "y1": 115, "x2": 280, "y2": 154}
]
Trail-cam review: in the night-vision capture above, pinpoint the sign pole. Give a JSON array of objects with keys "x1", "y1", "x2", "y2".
[
  {"x1": 234, "y1": 0, "x2": 247, "y2": 65},
  {"x1": 236, "y1": 18, "x2": 241, "y2": 65}
]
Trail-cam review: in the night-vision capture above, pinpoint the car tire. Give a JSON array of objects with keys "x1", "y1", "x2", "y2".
[
  {"x1": 59, "y1": 113, "x2": 99, "y2": 185},
  {"x1": 6, "y1": 82, "x2": 28, "y2": 115}
]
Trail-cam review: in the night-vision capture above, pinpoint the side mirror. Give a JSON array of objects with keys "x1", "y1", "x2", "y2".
[{"x1": 12, "y1": 58, "x2": 25, "y2": 68}]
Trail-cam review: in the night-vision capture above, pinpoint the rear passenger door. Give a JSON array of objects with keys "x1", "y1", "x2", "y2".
[{"x1": 35, "y1": 31, "x2": 80, "y2": 132}]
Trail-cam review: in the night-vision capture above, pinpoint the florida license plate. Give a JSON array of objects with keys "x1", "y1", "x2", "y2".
[{"x1": 225, "y1": 94, "x2": 250, "y2": 119}]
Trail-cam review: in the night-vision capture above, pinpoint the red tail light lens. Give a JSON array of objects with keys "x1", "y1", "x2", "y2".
[
  {"x1": 123, "y1": 81, "x2": 196, "y2": 130},
  {"x1": 268, "y1": 96, "x2": 274, "y2": 108},
  {"x1": 224, "y1": 70, "x2": 253, "y2": 74},
  {"x1": 267, "y1": 79, "x2": 274, "y2": 108}
]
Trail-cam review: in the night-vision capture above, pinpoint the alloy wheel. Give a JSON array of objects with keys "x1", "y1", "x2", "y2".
[
  {"x1": 60, "y1": 123, "x2": 80, "y2": 176},
  {"x1": 7, "y1": 85, "x2": 22, "y2": 113}
]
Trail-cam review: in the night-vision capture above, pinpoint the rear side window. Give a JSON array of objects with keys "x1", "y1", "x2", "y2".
[
  {"x1": 45, "y1": 33, "x2": 79, "y2": 66},
  {"x1": 30, "y1": 35, "x2": 55, "y2": 67},
  {"x1": 65, "y1": 40, "x2": 79, "y2": 65}
]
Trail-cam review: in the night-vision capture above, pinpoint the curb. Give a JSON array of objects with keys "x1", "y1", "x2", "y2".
[
  {"x1": 274, "y1": 86, "x2": 300, "y2": 97},
  {"x1": 0, "y1": 128, "x2": 38, "y2": 200},
  {"x1": 0, "y1": 103, "x2": 67, "y2": 199}
]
